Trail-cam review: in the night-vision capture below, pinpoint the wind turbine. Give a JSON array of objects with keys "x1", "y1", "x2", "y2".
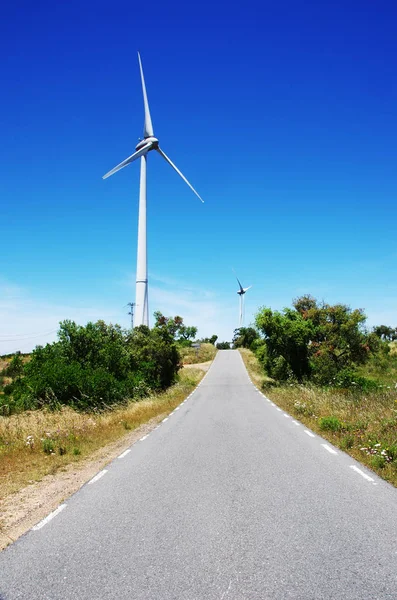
[
  {"x1": 103, "y1": 53, "x2": 204, "y2": 327},
  {"x1": 234, "y1": 273, "x2": 252, "y2": 327}
]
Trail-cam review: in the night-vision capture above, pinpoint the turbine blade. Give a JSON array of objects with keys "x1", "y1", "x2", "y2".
[
  {"x1": 138, "y1": 52, "x2": 154, "y2": 138},
  {"x1": 156, "y1": 148, "x2": 204, "y2": 203},
  {"x1": 102, "y1": 143, "x2": 152, "y2": 179},
  {"x1": 232, "y1": 268, "x2": 244, "y2": 293},
  {"x1": 243, "y1": 286, "x2": 252, "y2": 292}
]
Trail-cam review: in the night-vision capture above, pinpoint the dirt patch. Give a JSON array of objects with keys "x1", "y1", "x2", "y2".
[{"x1": 0, "y1": 414, "x2": 165, "y2": 551}]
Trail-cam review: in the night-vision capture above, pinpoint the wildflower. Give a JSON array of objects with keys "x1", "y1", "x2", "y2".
[{"x1": 26, "y1": 435, "x2": 35, "y2": 449}]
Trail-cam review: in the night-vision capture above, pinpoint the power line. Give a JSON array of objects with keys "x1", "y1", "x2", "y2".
[{"x1": 0, "y1": 329, "x2": 58, "y2": 343}]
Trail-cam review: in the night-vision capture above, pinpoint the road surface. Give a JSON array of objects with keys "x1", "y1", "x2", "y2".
[{"x1": 1, "y1": 350, "x2": 397, "y2": 599}]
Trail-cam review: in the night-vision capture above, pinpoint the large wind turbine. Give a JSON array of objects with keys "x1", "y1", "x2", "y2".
[
  {"x1": 235, "y1": 273, "x2": 252, "y2": 327},
  {"x1": 103, "y1": 53, "x2": 204, "y2": 327}
]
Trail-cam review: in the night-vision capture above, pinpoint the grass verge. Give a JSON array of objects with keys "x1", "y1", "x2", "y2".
[
  {"x1": 239, "y1": 348, "x2": 397, "y2": 487},
  {"x1": 0, "y1": 367, "x2": 204, "y2": 500},
  {"x1": 179, "y1": 343, "x2": 217, "y2": 364}
]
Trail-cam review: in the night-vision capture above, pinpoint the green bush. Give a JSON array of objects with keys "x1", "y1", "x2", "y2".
[
  {"x1": 3, "y1": 320, "x2": 181, "y2": 413},
  {"x1": 2, "y1": 354, "x2": 24, "y2": 378},
  {"x1": 318, "y1": 416, "x2": 343, "y2": 432},
  {"x1": 331, "y1": 369, "x2": 379, "y2": 391}
]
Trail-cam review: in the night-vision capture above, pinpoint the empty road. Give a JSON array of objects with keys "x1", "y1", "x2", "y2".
[{"x1": 1, "y1": 350, "x2": 397, "y2": 599}]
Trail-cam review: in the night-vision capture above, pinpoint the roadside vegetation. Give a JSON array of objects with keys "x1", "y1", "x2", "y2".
[
  {"x1": 236, "y1": 295, "x2": 397, "y2": 487},
  {"x1": 0, "y1": 313, "x2": 218, "y2": 498},
  {"x1": 0, "y1": 367, "x2": 203, "y2": 499}
]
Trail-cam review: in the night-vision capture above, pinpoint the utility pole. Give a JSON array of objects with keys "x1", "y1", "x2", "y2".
[{"x1": 127, "y1": 302, "x2": 135, "y2": 329}]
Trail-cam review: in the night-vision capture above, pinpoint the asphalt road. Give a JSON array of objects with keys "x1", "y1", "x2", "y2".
[{"x1": 1, "y1": 350, "x2": 397, "y2": 599}]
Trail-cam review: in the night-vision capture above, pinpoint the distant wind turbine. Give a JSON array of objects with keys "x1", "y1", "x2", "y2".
[
  {"x1": 234, "y1": 272, "x2": 252, "y2": 327},
  {"x1": 103, "y1": 53, "x2": 204, "y2": 327}
]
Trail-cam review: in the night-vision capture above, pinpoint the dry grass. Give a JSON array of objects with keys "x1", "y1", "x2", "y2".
[
  {"x1": 180, "y1": 343, "x2": 217, "y2": 364},
  {"x1": 239, "y1": 348, "x2": 275, "y2": 388},
  {"x1": 0, "y1": 368, "x2": 204, "y2": 499},
  {"x1": 240, "y1": 349, "x2": 397, "y2": 487}
]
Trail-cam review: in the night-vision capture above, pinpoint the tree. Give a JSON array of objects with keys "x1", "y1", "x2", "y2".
[
  {"x1": 232, "y1": 327, "x2": 258, "y2": 349},
  {"x1": 255, "y1": 296, "x2": 379, "y2": 384},
  {"x1": 153, "y1": 311, "x2": 197, "y2": 344},
  {"x1": 216, "y1": 341, "x2": 230, "y2": 349},
  {"x1": 255, "y1": 307, "x2": 313, "y2": 381},
  {"x1": 199, "y1": 335, "x2": 218, "y2": 345},
  {"x1": 373, "y1": 325, "x2": 397, "y2": 341}
]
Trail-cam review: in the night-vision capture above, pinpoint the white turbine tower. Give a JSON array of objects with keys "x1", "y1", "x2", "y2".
[
  {"x1": 235, "y1": 273, "x2": 252, "y2": 327},
  {"x1": 103, "y1": 53, "x2": 204, "y2": 327}
]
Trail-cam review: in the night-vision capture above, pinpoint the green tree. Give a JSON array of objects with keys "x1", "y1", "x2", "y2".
[
  {"x1": 255, "y1": 307, "x2": 313, "y2": 381},
  {"x1": 216, "y1": 341, "x2": 230, "y2": 349},
  {"x1": 373, "y1": 325, "x2": 397, "y2": 341},
  {"x1": 153, "y1": 311, "x2": 197, "y2": 344},
  {"x1": 256, "y1": 296, "x2": 379, "y2": 384},
  {"x1": 127, "y1": 325, "x2": 180, "y2": 391},
  {"x1": 232, "y1": 327, "x2": 258, "y2": 349},
  {"x1": 199, "y1": 335, "x2": 218, "y2": 345}
]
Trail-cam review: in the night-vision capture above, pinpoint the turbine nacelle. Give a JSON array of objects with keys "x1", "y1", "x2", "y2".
[{"x1": 136, "y1": 137, "x2": 159, "y2": 151}]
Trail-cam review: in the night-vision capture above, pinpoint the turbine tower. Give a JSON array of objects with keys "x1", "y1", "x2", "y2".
[
  {"x1": 235, "y1": 274, "x2": 252, "y2": 327},
  {"x1": 103, "y1": 53, "x2": 203, "y2": 327}
]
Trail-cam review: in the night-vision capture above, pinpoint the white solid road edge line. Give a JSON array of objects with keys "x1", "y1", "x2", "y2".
[
  {"x1": 32, "y1": 504, "x2": 67, "y2": 530},
  {"x1": 118, "y1": 449, "x2": 131, "y2": 459},
  {"x1": 321, "y1": 443, "x2": 338, "y2": 455},
  {"x1": 88, "y1": 469, "x2": 108, "y2": 485},
  {"x1": 350, "y1": 465, "x2": 375, "y2": 482},
  {"x1": 304, "y1": 430, "x2": 315, "y2": 438}
]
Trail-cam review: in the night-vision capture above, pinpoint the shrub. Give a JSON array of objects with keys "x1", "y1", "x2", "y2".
[
  {"x1": 4, "y1": 320, "x2": 181, "y2": 413},
  {"x1": 42, "y1": 438, "x2": 55, "y2": 454},
  {"x1": 332, "y1": 369, "x2": 379, "y2": 391},
  {"x1": 2, "y1": 354, "x2": 24, "y2": 378},
  {"x1": 318, "y1": 416, "x2": 343, "y2": 432}
]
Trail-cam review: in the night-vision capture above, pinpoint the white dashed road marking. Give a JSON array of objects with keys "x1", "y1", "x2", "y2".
[
  {"x1": 118, "y1": 449, "x2": 131, "y2": 459},
  {"x1": 321, "y1": 444, "x2": 338, "y2": 455},
  {"x1": 139, "y1": 435, "x2": 148, "y2": 441},
  {"x1": 304, "y1": 430, "x2": 315, "y2": 438},
  {"x1": 88, "y1": 470, "x2": 108, "y2": 485},
  {"x1": 32, "y1": 504, "x2": 67, "y2": 531},
  {"x1": 350, "y1": 465, "x2": 375, "y2": 483}
]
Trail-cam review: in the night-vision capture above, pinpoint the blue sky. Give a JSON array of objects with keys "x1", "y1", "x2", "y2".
[{"x1": 1, "y1": 0, "x2": 396, "y2": 353}]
